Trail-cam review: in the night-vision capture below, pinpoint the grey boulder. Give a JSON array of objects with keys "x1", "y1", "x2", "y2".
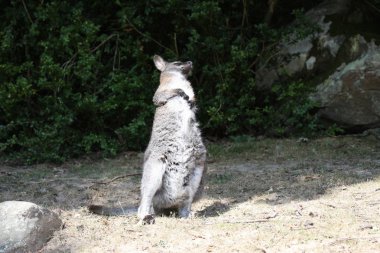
[
  {"x1": 0, "y1": 201, "x2": 62, "y2": 253},
  {"x1": 310, "y1": 42, "x2": 380, "y2": 128}
]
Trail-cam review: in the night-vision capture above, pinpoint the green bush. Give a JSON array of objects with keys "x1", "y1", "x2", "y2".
[{"x1": 0, "y1": 0, "x2": 324, "y2": 163}]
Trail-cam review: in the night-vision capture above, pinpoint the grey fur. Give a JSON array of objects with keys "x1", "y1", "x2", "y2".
[{"x1": 137, "y1": 55, "x2": 207, "y2": 224}]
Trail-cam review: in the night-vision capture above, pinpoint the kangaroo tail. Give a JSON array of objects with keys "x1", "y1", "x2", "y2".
[{"x1": 88, "y1": 205, "x2": 138, "y2": 216}]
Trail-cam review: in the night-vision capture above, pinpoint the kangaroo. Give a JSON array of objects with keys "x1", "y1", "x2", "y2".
[
  {"x1": 137, "y1": 55, "x2": 207, "y2": 224},
  {"x1": 88, "y1": 55, "x2": 207, "y2": 224}
]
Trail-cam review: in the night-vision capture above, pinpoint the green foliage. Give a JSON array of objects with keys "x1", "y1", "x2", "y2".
[
  {"x1": 0, "y1": 0, "x2": 324, "y2": 164},
  {"x1": 256, "y1": 81, "x2": 320, "y2": 137},
  {"x1": 325, "y1": 124, "x2": 345, "y2": 137}
]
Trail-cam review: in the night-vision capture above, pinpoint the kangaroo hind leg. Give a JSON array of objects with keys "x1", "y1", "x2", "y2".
[{"x1": 138, "y1": 157, "x2": 166, "y2": 224}]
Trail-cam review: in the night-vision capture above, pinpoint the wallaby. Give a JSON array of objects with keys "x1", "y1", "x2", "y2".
[
  {"x1": 88, "y1": 55, "x2": 207, "y2": 224},
  {"x1": 137, "y1": 55, "x2": 207, "y2": 224}
]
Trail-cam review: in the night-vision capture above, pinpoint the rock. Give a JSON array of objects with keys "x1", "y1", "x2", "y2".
[
  {"x1": 340, "y1": 35, "x2": 370, "y2": 63},
  {"x1": 306, "y1": 56, "x2": 316, "y2": 70},
  {"x1": 363, "y1": 128, "x2": 380, "y2": 140},
  {"x1": 253, "y1": 0, "x2": 380, "y2": 131},
  {"x1": 256, "y1": 0, "x2": 352, "y2": 90},
  {"x1": 319, "y1": 34, "x2": 346, "y2": 58},
  {"x1": 310, "y1": 42, "x2": 380, "y2": 129},
  {"x1": 282, "y1": 53, "x2": 308, "y2": 76},
  {"x1": 304, "y1": 0, "x2": 350, "y2": 21},
  {"x1": 0, "y1": 201, "x2": 62, "y2": 253}
]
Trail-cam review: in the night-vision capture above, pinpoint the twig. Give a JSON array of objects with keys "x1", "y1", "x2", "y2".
[
  {"x1": 26, "y1": 177, "x2": 85, "y2": 184},
  {"x1": 62, "y1": 34, "x2": 118, "y2": 69},
  {"x1": 291, "y1": 227, "x2": 315, "y2": 231},
  {"x1": 241, "y1": 0, "x2": 249, "y2": 28},
  {"x1": 90, "y1": 34, "x2": 118, "y2": 53},
  {"x1": 329, "y1": 236, "x2": 380, "y2": 246},
  {"x1": 248, "y1": 41, "x2": 278, "y2": 70},
  {"x1": 264, "y1": 0, "x2": 278, "y2": 25},
  {"x1": 21, "y1": 0, "x2": 34, "y2": 24},
  {"x1": 202, "y1": 51, "x2": 225, "y2": 130},
  {"x1": 255, "y1": 48, "x2": 282, "y2": 73},
  {"x1": 112, "y1": 33, "x2": 120, "y2": 71},
  {"x1": 367, "y1": 201, "x2": 380, "y2": 206},
  {"x1": 173, "y1": 33, "x2": 179, "y2": 57},
  {"x1": 124, "y1": 14, "x2": 175, "y2": 55},
  {"x1": 364, "y1": 0, "x2": 380, "y2": 15},
  {"x1": 205, "y1": 212, "x2": 278, "y2": 225},
  {"x1": 91, "y1": 173, "x2": 142, "y2": 185},
  {"x1": 322, "y1": 202, "x2": 337, "y2": 209},
  {"x1": 204, "y1": 219, "x2": 271, "y2": 225}
]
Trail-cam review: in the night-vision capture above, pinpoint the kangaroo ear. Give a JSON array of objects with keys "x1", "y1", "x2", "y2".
[{"x1": 153, "y1": 55, "x2": 166, "y2": 72}]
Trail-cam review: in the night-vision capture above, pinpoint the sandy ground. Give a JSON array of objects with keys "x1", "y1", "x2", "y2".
[{"x1": 1, "y1": 135, "x2": 379, "y2": 252}]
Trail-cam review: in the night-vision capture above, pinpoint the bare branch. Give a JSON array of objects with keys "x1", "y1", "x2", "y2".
[
  {"x1": 124, "y1": 14, "x2": 175, "y2": 55},
  {"x1": 21, "y1": 0, "x2": 34, "y2": 24},
  {"x1": 91, "y1": 173, "x2": 142, "y2": 186},
  {"x1": 62, "y1": 34, "x2": 118, "y2": 69}
]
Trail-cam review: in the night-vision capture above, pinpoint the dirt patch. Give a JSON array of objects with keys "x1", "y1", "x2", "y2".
[{"x1": 1, "y1": 136, "x2": 380, "y2": 252}]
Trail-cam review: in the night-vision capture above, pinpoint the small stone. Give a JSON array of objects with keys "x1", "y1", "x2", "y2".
[{"x1": 306, "y1": 56, "x2": 316, "y2": 70}]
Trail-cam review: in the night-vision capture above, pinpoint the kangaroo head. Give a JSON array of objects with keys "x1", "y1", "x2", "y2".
[{"x1": 153, "y1": 55, "x2": 192, "y2": 77}]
